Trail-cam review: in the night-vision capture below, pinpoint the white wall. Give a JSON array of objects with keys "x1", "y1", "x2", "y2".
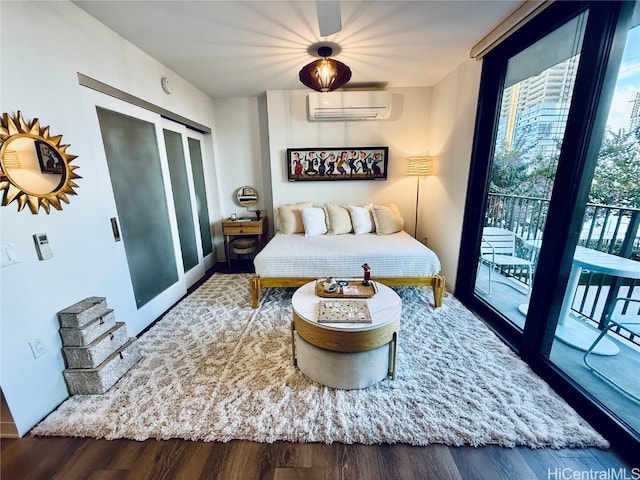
[
  {"x1": 426, "y1": 58, "x2": 483, "y2": 290},
  {"x1": 212, "y1": 97, "x2": 272, "y2": 224},
  {"x1": 0, "y1": 1, "x2": 218, "y2": 436},
  {"x1": 264, "y1": 88, "x2": 433, "y2": 232}
]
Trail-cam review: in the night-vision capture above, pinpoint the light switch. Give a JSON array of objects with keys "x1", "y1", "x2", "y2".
[{"x1": 1, "y1": 243, "x2": 20, "y2": 267}]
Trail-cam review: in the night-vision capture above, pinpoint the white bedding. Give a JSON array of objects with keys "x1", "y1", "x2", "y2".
[{"x1": 253, "y1": 231, "x2": 441, "y2": 278}]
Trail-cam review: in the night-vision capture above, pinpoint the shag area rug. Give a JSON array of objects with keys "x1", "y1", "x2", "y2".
[{"x1": 33, "y1": 273, "x2": 608, "y2": 448}]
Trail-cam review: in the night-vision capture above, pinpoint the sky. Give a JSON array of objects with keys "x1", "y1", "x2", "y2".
[{"x1": 606, "y1": 24, "x2": 640, "y2": 132}]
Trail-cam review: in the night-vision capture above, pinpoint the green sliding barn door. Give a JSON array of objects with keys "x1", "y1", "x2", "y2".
[{"x1": 97, "y1": 107, "x2": 178, "y2": 308}]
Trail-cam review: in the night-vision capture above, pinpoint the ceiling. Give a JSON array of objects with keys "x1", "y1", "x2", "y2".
[{"x1": 74, "y1": 0, "x2": 522, "y2": 98}]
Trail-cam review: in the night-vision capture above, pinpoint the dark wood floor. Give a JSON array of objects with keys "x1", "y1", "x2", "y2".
[
  {"x1": 2, "y1": 264, "x2": 635, "y2": 479},
  {"x1": 1, "y1": 435, "x2": 634, "y2": 480}
]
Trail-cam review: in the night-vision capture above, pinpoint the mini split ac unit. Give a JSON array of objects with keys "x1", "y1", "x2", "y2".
[{"x1": 307, "y1": 91, "x2": 392, "y2": 121}]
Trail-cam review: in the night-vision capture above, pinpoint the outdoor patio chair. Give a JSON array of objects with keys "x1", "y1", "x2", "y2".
[
  {"x1": 476, "y1": 227, "x2": 533, "y2": 295},
  {"x1": 583, "y1": 296, "x2": 640, "y2": 402}
]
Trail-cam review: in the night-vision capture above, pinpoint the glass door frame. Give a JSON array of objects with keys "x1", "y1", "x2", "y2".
[
  {"x1": 455, "y1": 0, "x2": 638, "y2": 459},
  {"x1": 161, "y1": 118, "x2": 208, "y2": 288}
]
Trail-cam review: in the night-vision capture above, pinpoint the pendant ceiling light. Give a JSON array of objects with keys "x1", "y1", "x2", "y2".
[{"x1": 299, "y1": 46, "x2": 351, "y2": 92}]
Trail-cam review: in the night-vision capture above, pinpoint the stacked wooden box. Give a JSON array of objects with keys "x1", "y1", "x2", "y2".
[{"x1": 58, "y1": 296, "x2": 140, "y2": 395}]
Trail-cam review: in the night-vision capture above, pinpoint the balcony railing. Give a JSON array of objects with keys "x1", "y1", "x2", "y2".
[{"x1": 485, "y1": 193, "x2": 640, "y2": 344}]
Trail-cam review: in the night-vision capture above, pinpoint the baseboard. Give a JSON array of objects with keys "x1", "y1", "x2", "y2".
[
  {"x1": 1, "y1": 388, "x2": 19, "y2": 438},
  {"x1": 1, "y1": 421, "x2": 19, "y2": 438}
]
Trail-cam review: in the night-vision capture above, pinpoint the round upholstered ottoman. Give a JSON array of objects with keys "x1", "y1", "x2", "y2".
[
  {"x1": 291, "y1": 280, "x2": 402, "y2": 389},
  {"x1": 293, "y1": 332, "x2": 392, "y2": 389}
]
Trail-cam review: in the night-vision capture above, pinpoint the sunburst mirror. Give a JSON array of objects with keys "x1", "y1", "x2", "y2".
[{"x1": 0, "y1": 111, "x2": 81, "y2": 214}]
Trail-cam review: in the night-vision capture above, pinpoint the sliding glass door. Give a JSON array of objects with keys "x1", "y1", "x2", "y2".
[
  {"x1": 457, "y1": 0, "x2": 639, "y2": 457},
  {"x1": 549, "y1": 2, "x2": 640, "y2": 437},
  {"x1": 473, "y1": 12, "x2": 587, "y2": 331}
]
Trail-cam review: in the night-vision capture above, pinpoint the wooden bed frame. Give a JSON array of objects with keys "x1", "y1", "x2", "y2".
[{"x1": 249, "y1": 275, "x2": 446, "y2": 309}]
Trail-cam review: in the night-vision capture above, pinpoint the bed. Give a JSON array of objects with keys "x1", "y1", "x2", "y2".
[{"x1": 249, "y1": 202, "x2": 445, "y2": 308}]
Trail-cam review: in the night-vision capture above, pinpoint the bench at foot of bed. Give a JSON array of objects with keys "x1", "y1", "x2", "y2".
[{"x1": 249, "y1": 275, "x2": 446, "y2": 309}]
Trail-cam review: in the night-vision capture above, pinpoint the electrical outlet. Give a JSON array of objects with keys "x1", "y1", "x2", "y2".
[{"x1": 29, "y1": 338, "x2": 47, "y2": 359}]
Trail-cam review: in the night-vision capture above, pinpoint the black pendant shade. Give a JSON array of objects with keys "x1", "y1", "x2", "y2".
[{"x1": 299, "y1": 46, "x2": 351, "y2": 92}]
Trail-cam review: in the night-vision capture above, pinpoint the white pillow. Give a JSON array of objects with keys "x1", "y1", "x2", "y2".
[
  {"x1": 300, "y1": 207, "x2": 328, "y2": 236},
  {"x1": 371, "y1": 203, "x2": 404, "y2": 235},
  {"x1": 348, "y1": 204, "x2": 375, "y2": 235},
  {"x1": 278, "y1": 202, "x2": 313, "y2": 234},
  {"x1": 324, "y1": 203, "x2": 353, "y2": 235}
]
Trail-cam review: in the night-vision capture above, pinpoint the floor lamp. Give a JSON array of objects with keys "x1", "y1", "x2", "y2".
[{"x1": 406, "y1": 156, "x2": 436, "y2": 239}]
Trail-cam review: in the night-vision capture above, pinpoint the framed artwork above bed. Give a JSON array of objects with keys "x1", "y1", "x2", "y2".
[{"x1": 286, "y1": 147, "x2": 389, "y2": 182}]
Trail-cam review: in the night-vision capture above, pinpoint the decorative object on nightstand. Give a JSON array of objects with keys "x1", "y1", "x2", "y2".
[
  {"x1": 406, "y1": 156, "x2": 436, "y2": 239},
  {"x1": 235, "y1": 185, "x2": 261, "y2": 218},
  {"x1": 236, "y1": 185, "x2": 257, "y2": 206}
]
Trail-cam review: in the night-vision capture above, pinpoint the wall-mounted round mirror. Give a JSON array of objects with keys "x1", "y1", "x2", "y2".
[
  {"x1": 0, "y1": 111, "x2": 81, "y2": 214},
  {"x1": 236, "y1": 186, "x2": 258, "y2": 207}
]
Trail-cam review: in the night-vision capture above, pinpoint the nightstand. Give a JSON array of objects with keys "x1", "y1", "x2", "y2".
[{"x1": 222, "y1": 216, "x2": 268, "y2": 268}]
